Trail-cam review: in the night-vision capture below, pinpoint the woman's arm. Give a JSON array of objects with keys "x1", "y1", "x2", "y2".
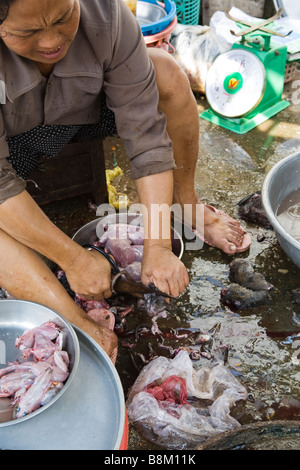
[
  {"x1": 0, "y1": 190, "x2": 113, "y2": 300},
  {"x1": 136, "y1": 170, "x2": 189, "y2": 297}
]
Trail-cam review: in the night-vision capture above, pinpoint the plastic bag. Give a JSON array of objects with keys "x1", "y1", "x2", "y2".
[
  {"x1": 122, "y1": 0, "x2": 137, "y2": 15},
  {"x1": 106, "y1": 166, "x2": 129, "y2": 210},
  {"x1": 170, "y1": 10, "x2": 242, "y2": 94},
  {"x1": 170, "y1": 24, "x2": 224, "y2": 94},
  {"x1": 209, "y1": 10, "x2": 241, "y2": 50},
  {"x1": 127, "y1": 350, "x2": 248, "y2": 449}
]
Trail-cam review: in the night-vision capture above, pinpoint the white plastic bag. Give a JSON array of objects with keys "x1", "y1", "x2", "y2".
[
  {"x1": 169, "y1": 10, "x2": 242, "y2": 94},
  {"x1": 170, "y1": 24, "x2": 222, "y2": 94},
  {"x1": 126, "y1": 350, "x2": 248, "y2": 449}
]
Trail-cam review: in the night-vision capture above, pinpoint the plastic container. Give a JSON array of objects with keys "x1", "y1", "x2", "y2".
[
  {"x1": 174, "y1": 0, "x2": 201, "y2": 25},
  {"x1": 119, "y1": 410, "x2": 129, "y2": 450},
  {"x1": 144, "y1": 16, "x2": 177, "y2": 52},
  {"x1": 137, "y1": 0, "x2": 177, "y2": 36}
]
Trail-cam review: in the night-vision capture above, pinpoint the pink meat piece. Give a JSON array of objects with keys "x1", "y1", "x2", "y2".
[
  {"x1": 15, "y1": 368, "x2": 53, "y2": 418},
  {"x1": 98, "y1": 223, "x2": 144, "y2": 245},
  {"x1": 50, "y1": 364, "x2": 69, "y2": 383},
  {"x1": 117, "y1": 305, "x2": 135, "y2": 318},
  {"x1": 0, "y1": 322, "x2": 71, "y2": 418},
  {"x1": 0, "y1": 361, "x2": 35, "y2": 378},
  {"x1": 105, "y1": 238, "x2": 136, "y2": 268},
  {"x1": 125, "y1": 261, "x2": 142, "y2": 281},
  {"x1": 34, "y1": 321, "x2": 60, "y2": 340},
  {"x1": 30, "y1": 351, "x2": 69, "y2": 382},
  {"x1": 29, "y1": 331, "x2": 59, "y2": 361},
  {"x1": 127, "y1": 230, "x2": 144, "y2": 245},
  {"x1": 92, "y1": 239, "x2": 103, "y2": 247},
  {"x1": 53, "y1": 350, "x2": 69, "y2": 369},
  {"x1": 15, "y1": 321, "x2": 59, "y2": 358},
  {"x1": 74, "y1": 294, "x2": 110, "y2": 313},
  {"x1": 15, "y1": 329, "x2": 35, "y2": 352},
  {"x1": 54, "y1": 331, "x2": 65, "y2": 351},
  {"x1": 52, "y1": 350, "x2": 69, "y2": 381},
  {"x1": 40, "y1": 382, "x2": 64, "y2": 406},
  {"x1": 0, "y1": 370, "x2": 35, "y2": 397},
  {"x1": 132, "y1": 245, "x2": 144, "y2": 262},
  {"x1": 30, "y1": 361, "x2": 50, "y2": 376},
  {"x1": 146, "y1": 376, "x2": 188, "y2": 405}
]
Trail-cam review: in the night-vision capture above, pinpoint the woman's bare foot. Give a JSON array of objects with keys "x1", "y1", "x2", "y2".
[
  {"x1": 173, "y1": 194, "x2": 251, "y2": 254},
  {"x1": 198, "y1": 204, "x2": 250, "y2": 254}
]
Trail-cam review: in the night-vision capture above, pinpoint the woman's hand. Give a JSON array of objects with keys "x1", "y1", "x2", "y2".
[
  {"x1": 141, "y1": 244, "x2": 189, "y2": 298},
  {"x1": 135, "y1": 170, "x2": 190, "y2": 298},
  {"x1": 64, "y1": 247, "x2": 113, "y2": 300}
]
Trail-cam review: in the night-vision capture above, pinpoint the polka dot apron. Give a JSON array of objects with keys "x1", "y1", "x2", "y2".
[{"x1": 6, "y1": 96, "x2": 117, "y2": 179}]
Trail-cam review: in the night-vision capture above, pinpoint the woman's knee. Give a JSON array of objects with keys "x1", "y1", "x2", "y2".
[{"x1": 148, "y1": 48, "x2": 191, "y2": 103}]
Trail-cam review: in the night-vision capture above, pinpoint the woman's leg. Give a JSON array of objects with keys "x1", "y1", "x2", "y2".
[
  {"x1": 148, "y1": 48, "x2": 250, "y2": 254},
  {"x1": 0, "y1": 228, "x2": 117, "y2": 356}
]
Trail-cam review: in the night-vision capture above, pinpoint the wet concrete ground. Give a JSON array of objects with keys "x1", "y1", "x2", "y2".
[{"x1": 44, "y1": 68, "x2": 300, "y2": 450}]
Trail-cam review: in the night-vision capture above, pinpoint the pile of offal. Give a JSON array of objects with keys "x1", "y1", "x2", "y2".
[
  {"x1": 59, "y1": 221, "x2": 233, "y2": 363},
  {"x1": 58, "y1": 221, "x2": 277, "y2": 449}
]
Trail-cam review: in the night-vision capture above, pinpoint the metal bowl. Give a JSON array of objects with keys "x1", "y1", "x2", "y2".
[
  {"x1": 72, "y1": 212, "x2": 184, "y2": 259},
  {"x1": 137, "y1": 0, "x2": 177, "y2": 36},
  {"x1": 136, "y1": 1, "x2": 167, "y2": 25},
  {"x1": 0, "y1": 300, "x2": 80, "y2": 427},
  {"x1": 262, "y1": 152, "x2": 300, "y2": 269}
]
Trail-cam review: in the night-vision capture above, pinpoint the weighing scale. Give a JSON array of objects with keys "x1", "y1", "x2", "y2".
[{"x1": 200, "y1": 9, "x2": 291, "y2": 134}]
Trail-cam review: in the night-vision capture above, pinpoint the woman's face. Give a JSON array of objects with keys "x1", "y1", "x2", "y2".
[{"x1": 0, "y1": 0, "x2": 80, "y2": 65}]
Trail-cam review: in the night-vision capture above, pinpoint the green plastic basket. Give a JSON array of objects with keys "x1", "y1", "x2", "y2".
[{"x1": 174, "y1": 0, "x2": 201, "y2": 25}]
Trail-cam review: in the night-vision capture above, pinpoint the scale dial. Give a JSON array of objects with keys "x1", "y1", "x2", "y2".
[{"x1": 205, "y1": 48, "x2": 266, "y2": 118}]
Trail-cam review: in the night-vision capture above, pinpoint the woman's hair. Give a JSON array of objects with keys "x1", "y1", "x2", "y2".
[{"x1": 0, "y1": 0, "x2": 15, "y2": 25}]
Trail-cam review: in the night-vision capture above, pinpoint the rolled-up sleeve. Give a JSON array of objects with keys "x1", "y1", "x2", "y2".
[
  {"x1": 0, "y1": 113, "x2": 26, "y2": 204},
  {"x1": 102, "y1": 0, "x2": 176, "y2": 179}
]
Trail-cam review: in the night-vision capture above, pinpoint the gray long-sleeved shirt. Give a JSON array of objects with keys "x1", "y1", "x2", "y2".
[{"x1": 0, "y1": 0, "x2": 175, "y2": 203}]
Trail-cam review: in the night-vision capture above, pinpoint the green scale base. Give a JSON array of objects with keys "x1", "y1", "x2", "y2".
[{"x1": 200, "y1": 99, "x2": 290, "y2": 134}]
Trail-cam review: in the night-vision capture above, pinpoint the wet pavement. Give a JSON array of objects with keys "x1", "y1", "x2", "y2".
[{"x1": 44, "y1": 68, "x2": 300, "y2": 450}]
